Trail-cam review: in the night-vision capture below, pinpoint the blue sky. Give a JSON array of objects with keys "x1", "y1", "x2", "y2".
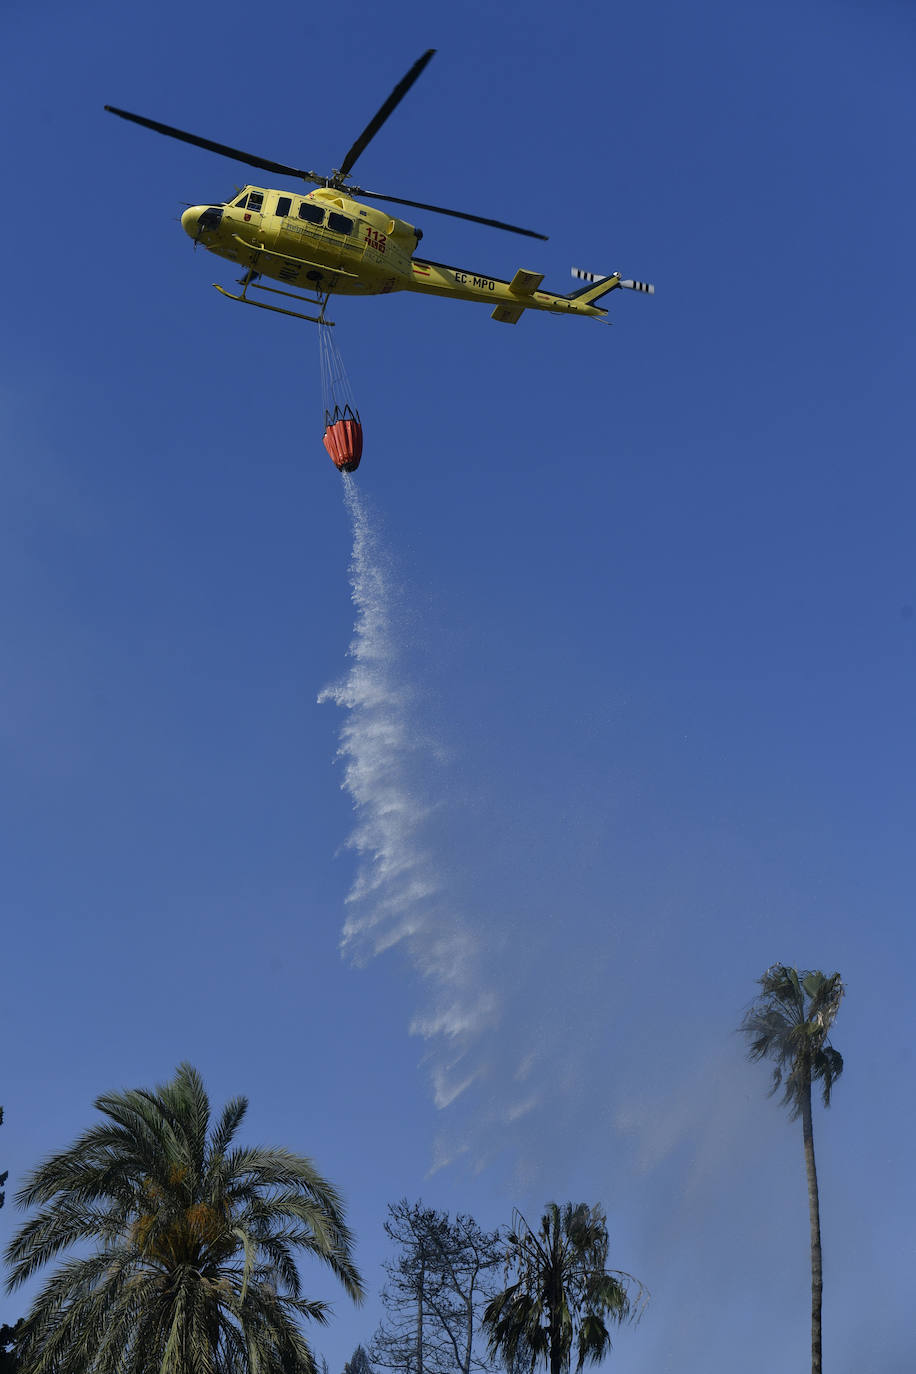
[{"x1": 2, "y1": 0, "x2": 914, "y2": 1371}]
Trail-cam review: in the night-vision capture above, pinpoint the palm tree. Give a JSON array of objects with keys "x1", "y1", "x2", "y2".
[
  {"x1": 482, "y1": 1203, "x2": 645, "y2": 1374},
  {"x1": 740, "y1": 965, "x2": 844, "y2": 1374},
  {"x1": 5, "y1": 1063, "x2": 364, "y2": 1374}
]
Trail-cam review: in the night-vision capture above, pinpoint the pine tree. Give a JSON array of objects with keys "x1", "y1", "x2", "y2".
[
  {"x1": 342, "y1": 1345, "x2": 374, "y2": 1374},
  {"x1": 371, "y1": 1200, "x2": 503, "y2": 1374}
]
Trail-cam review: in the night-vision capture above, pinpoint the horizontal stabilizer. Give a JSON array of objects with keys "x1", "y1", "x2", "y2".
[
  {"x1": 491, "y1": 303, "x2": 525, "y2": 324},
  {"x1": 509, "y1": 269, "x2": 544, "y2": 296}
]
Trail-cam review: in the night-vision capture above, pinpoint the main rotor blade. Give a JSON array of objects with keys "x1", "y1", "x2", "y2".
[
  {"x1": 354, "y1": 187, "x2": 548, "y2": 241},
  {"x1": 337, "y1": 49, "x2": 436, "y2": 179},
  {"x1": 104, "y1": 106, "x2": 325, "y2": 185}
]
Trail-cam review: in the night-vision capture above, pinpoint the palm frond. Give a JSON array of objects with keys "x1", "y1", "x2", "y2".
[
  {"x1": 208, "y1": 1097, "x2": 249, "y2": 1165},
  {"x1": 484, "y1": 1204, "x2": 645, "y2": 1374},
  {"x1": 6, "y1": 1065, "x2": 363, "y2": 1374},
  {"x1": 740, "y1": 964, "x2": 844, "y2": 1120}
]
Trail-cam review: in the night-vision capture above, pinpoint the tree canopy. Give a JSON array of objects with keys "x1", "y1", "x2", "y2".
[
  {"x1": 741, "y1": 964, "x2": 844, "y2": 1117},
  {"x1": 0, "y1": 1323, "x2": 22, "y2": 1374},
  {"x1": 5, "y1": 1063, "x2": 363, "y2": 1374},
  {"x1": 371, "y1": 1199, "x2": 503, "y2": 1374},
  {"x1": 483, "y1": 1203, "x2": 645, "y2": 1374},
  {"x1": 342, "y1": 1345, "x2": 374, "y2": 1374}
]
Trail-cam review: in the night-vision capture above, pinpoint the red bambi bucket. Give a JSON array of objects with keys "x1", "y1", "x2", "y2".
[{"x1": 322, "y1": 410, "x2": 363, "y2": 473}]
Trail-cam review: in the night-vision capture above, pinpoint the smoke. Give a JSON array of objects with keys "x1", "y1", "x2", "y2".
[{"x1": 319, "y1": 475, "x2": 499, "y2": 1115}]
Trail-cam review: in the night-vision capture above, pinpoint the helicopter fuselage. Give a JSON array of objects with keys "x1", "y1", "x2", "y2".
[{"x1": 181, "y1": 185, "x2": 618, "y2": 322}]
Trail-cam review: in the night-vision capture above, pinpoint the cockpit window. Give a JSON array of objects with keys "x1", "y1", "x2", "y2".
[
  {"x1": 245, "y1": 191, "x2": 264, "y2": 213},
  {"x1": 298, "y1": 201, "x2": 325, "y2": 225},
  {"x1": 327, "y1": 212, "x2": 353, "y2": 236},
  {"x1": 234, "y1": 191, "x2": 251, "y2": 208}
]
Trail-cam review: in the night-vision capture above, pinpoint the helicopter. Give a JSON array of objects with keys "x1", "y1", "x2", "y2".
[{"x1": 104, "y1": 50, "x2": 653, "y2": 327}]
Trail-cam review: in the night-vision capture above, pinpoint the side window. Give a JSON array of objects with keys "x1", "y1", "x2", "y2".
[
  {"x1": 327, "y1": 212, "x2": 353, "y2": 236},
  {"x1": 298, "y1": 201, "x2": 325, "y2": 225},
  {"x1": 246, "y1": 191, "x2": 264, "y2": 213},
  {"x1": 276, "y1": 196, "x2": 292, "y2": 217}
]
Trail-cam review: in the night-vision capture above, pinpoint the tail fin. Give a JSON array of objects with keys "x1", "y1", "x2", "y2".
[{"x1": 570, "y1": 267, "x2": 622, "y2": 306}]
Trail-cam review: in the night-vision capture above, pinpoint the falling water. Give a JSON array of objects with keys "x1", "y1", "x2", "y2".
[
  {"x1": 318, "y1": 476, "x2": 615, "y2": 1179},
  {"x1": 317, "y1": 477, "x2": 724, "y2": 1188},
  {"x1": 319, "y1": 473, "x2": 499, "y2": 1120},
  {"x1": 312, "y1": 483, "x2": 877, "y2": 1374}
]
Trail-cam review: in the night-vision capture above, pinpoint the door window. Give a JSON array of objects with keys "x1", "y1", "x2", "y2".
[
  {"x1": 298, "y1": 201, "x2": 325, "y2": 225},
  {"x1": 327, "y1": 212, "x2": 353, "y2": 235},
  {"x1": 276, "y1": 196, "x2": 292, "y2": 217}
]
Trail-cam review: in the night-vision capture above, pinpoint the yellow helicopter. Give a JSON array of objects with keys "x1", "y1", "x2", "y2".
[{"x1": 105, "y1": 50, "x2": 653, "y2": 328}]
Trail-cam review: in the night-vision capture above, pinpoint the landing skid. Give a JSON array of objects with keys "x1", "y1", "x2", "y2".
[{"x1": 213, "y1": 269, "x2": 334, "y2": 324}]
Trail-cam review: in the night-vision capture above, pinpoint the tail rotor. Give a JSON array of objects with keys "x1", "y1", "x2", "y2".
[{"x1": 571, "y1": 267, "x2": 655, "y2": 295}]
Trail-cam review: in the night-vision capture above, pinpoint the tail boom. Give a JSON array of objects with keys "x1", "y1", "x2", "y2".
[{"x1": 407, "y1": 257, "x2": 622, "y2": 320}]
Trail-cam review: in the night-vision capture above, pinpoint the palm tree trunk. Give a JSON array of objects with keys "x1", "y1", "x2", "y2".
[
  {"x1": 547, "y1": 1240, "x2": 563, "y2": 1374},
  {"x1": 801, "y1": 1077, "x2": 822, "y2": 1374}
]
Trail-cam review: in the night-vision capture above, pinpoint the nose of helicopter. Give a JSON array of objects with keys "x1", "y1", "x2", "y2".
[
  {"x1": 181, "y1": 205, "x2": 223, "y2": 239},
  {"x1": 181, "y1": 206, "x2": 201, "y2": 238}
]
